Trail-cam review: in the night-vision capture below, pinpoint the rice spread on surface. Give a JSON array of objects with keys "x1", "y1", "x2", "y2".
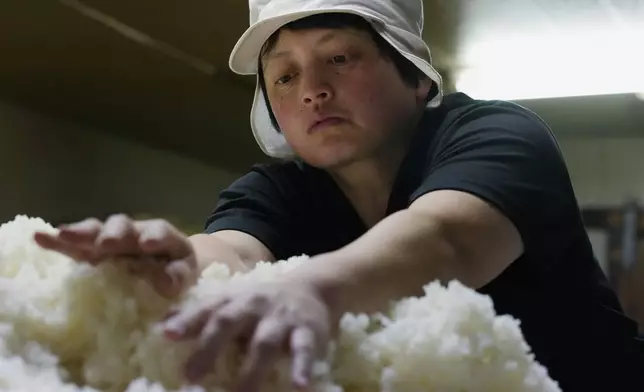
[{"x1": 0, "y1": 215, "x2": 561, "y2": 391}]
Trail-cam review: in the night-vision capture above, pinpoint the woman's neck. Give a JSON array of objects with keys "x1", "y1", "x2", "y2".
[
  {"x1": 327, "y1": 108, "x2": 425, "y2": 227},
  {"x1": 329, "y1": 137, "x2": 410, "y2": 228}
]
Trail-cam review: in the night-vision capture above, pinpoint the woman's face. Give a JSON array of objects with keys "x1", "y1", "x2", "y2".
[{"x1": 261, "y1": 26, "x2": 431, "y2": 169}]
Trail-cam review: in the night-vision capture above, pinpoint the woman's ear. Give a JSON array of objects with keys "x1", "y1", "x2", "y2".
[{"x1": 416, "y1": 77, "x2": 432, "y2": 104}]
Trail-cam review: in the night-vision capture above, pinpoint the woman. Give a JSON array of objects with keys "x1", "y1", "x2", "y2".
[{"x1": 35, "y1": 0, "x2": 643, "y2": 390}]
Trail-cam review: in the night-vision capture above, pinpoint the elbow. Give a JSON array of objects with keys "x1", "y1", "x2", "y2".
[
  {"x1": 410, "y1": 209, "x2": 522, "y2": 290},
  {"x1": 441, "y1": 220, "x2": 523, "y2": 289},
  {"x1": 397, "y1": 209, "x2": 471, "y2": 287},
  {"x1": 409, "y1": 190, "x2": 523, "y2": 289},
  {"x1": 423, "y1": 215, "x2": 475, "y2": 287}
]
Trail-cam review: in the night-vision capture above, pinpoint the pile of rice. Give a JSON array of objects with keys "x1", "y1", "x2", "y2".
[{"x1": 0, "y1": 215, "x2": 561, "y2": 391}]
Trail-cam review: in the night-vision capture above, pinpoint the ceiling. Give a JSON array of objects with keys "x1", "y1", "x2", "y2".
[{"x1": 1, "y1": 0, "x2": 643, "y2": 172}]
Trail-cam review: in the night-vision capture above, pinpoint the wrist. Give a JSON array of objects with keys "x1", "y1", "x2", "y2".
[{"x1": 284, "y1": 254, "x2": 348, "y2": 322}]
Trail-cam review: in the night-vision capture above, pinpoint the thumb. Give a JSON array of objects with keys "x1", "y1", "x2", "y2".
[{"x1": 149, "y1": 259, "x2": 197, "y2": 298}]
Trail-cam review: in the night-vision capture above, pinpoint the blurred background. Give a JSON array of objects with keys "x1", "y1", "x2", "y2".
[{"x1": 0, "y1": 0, "x2": 643, "y2": 328}]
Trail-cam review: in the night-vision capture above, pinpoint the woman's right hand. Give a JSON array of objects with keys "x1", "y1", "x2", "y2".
[{"x1": 34, "y1": 214, "x2": 198, "y2": 298}]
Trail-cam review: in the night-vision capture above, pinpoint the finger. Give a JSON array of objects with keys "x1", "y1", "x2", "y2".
[
  {"x1": 164, "y1": 258, "x2": 198, "y2": 290},
  {"x1": 96, "y1": 214, "x2": 139, "y2": 254},
  {"x1": 235, "y1": 318, "x2": 288, "y2": 392},
  {"x1": 33, "y1": 232, "x2": 101, "y2": 263},
  {"x1": 146, "y1": 262, "x2": 182, "y2": 299},
  {"x1": 33, "y1": 231, "x2": 66, "y2": 251},
  {"x1": 163, "y1": 298, "x2": 228, "y2": 340},
  {"x1": 131, "y1": 255, "x2": 190, "y2": 299},
  {"x1": 289, "y1": 327, "x2": 319, "y2": 389},
  {"x1": 184, "y1": 301, "x2": 256, "y2": 382},
  {"x1": 57, "y1": 218, "x2": 104, "y2": 263},
  {"x1": 136, "y1": 220, "x2": 192, "y2": 259},
  {"x1": 58, "y1": 218, "x2": 103, "y2": 243}
]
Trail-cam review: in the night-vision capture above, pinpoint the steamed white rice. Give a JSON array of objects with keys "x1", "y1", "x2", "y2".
[{"x1": 0, "y1": 215, "x2": 561, "y2": 391}]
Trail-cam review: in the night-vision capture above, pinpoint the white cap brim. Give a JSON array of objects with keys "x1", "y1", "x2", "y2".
[{"x1": 230, "y1": 8, "x2": 378, "y2": 75}]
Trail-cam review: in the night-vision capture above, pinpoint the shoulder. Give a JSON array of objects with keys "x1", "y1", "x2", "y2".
[
  {"x1": 428, "y1": 93, "x2": 563, "y2": 155},
  {"x1": 411, "y1": 93, "x2": 569, "y2": 186},
  {"x1": 408, "y1": 94, "x2": 580, "y2": 247},
  {"x1": 422, "y1": 93, "x2": 573, "y2": 188}
]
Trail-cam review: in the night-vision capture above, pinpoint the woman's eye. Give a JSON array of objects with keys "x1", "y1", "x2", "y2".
[
  {"x1": 330, "y1": 55, "x2": 348, "y2": 65},
  {"x1": 276, "y1": 74, "x2": 293, "y2": 85}
]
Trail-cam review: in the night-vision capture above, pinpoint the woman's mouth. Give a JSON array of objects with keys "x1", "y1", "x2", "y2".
[{"x1": 308, "y1": 117, "x2": 346, "y2": 133}]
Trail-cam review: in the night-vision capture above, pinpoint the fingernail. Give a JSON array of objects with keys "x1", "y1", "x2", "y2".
[
  {"x1": 164, "y1": 329, "x2": 184, "y2": 340},
  {"x1": 164, "y1": 321, "x2": 184, "y2": 334},
  {"x1": 163, "y1": 318, "x2": 185, "y2": 337},
  {"x1": 141, "y1": 238, "x2": 160, "y2": 251}
]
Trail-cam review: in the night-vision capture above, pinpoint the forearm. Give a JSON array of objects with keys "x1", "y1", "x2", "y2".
[
  {"x1": 285, "y1": 209, "x2": 467, "y2": 317},
  {"x1": 189, "y1": 234, "x2": 250, "y2": 274}
]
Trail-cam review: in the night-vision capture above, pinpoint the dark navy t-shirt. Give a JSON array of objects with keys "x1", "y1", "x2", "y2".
[{"x1": 205, "y1": 93, "x2": 643, "y2": 390}]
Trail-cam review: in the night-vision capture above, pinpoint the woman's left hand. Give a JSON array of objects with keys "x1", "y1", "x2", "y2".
[{"x1": 163, "y1": 279, "x2": 334, "y2": 391}]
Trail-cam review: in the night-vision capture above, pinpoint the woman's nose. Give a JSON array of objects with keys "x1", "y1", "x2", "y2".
[
  {"x1": 301, "y1": 72, "x2": 334, "y2": 105},
  {"x1": 303, "y1": 90, "x2": 330, "y2": 105}
]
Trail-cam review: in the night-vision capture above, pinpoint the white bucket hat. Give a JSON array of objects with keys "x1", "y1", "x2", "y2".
[{"x1": 229, "y1": 0, "x2": 443, "y2": 158}]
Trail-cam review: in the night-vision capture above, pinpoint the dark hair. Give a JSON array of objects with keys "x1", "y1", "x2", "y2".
[{"x1": 258, "y1": 13, "x2": 434, "y2": 132}]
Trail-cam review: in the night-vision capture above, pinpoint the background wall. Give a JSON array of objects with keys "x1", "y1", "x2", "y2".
[
  {"x1": 559, "y1": 139, "x2": 644, "y2": 313},
  {"x1": 0, "y1": 100, "x2": 242, "y2": 234},
  {"x1": 560, "y1": 139, "x2": 644, "y2": 206}
]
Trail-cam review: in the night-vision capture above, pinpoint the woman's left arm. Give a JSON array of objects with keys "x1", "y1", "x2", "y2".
[{"x1": 286, "y1": 188, "x2": 524, "y2": 319}]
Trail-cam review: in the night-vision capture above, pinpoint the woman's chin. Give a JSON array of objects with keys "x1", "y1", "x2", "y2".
[{"x1": 298, "y1": 146, "x2": 364, "y2": 170}]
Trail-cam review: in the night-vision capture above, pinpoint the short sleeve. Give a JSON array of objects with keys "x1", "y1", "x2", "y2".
[
  {"x1": 204, "y1": 164, "x2": 302, "y2": 260},
  {"x1": 410, "y1": 103, "x2": 579, "y2": 251}
]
